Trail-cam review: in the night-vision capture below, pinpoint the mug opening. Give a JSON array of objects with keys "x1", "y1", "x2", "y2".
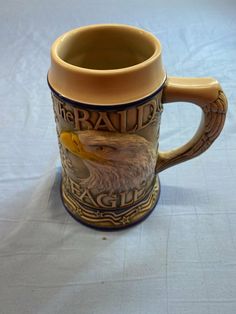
[{"x1": 56, "y1": 25, "x2": 158, "y2": 71}]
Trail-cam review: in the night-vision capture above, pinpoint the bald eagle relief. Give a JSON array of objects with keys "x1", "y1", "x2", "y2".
[{"x1": 60, "y1": 130, "x2": 157, "y2": 209}]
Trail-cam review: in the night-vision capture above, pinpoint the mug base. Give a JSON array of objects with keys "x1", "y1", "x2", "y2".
[{"x1": 60, "y1": 177, "x2": 161, "y2": 231}]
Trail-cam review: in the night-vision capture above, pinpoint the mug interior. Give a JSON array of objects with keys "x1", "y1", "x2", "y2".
[{"x1": 57, "y1": 26, "x2": 157, "y2": 70}]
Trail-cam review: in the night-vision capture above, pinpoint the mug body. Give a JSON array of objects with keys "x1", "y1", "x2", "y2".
[{"x1": 48, "y1": 24, "x2": 166, "y2": 229}]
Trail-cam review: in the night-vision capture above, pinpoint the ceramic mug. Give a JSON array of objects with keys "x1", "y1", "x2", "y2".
[{"x1": 48, "y1": 24, "x2": 227, "y2": 230}]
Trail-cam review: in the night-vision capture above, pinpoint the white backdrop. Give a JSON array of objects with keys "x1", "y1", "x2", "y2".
[{"x1": 0, "y1": 1, "x2": 236, "y2": 313}]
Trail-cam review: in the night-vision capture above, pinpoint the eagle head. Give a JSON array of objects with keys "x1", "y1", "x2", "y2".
[{"x1": 60, "y1": 130, "x2": 157, "y2": 193}]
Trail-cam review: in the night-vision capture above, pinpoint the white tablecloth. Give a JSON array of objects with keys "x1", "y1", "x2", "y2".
[{"x1": 1, "y1": 1, "x2": 236, "y2": 313}]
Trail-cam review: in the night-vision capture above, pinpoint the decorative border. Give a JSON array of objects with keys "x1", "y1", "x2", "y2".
[
  {"x1": 61, "y1": 177, "x2": 161, "y2": 230},
  {"x1": 47, "y1": 75, "x2": 167, "y2": 112}
]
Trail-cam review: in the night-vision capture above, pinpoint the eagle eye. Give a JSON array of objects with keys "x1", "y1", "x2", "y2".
[{"x1": 92, "y1": 145, "x2": 116, "y2": 152}]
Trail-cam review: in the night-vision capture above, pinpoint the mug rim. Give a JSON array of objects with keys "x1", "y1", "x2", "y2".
[
  {"x1": 51, "y1": 24, "x2": 162, "y2": 75},
  {"x1": 48, "y1": 24, "x2": 166, "y2": 105},
  {"x1": 48, "y1": 75, "x2": 166, "y2": 111}
]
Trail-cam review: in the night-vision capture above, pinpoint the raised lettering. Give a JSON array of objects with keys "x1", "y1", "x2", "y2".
[
  {"x1": 118, "y1": 110, "x2": 137, "y2": 133},
  {"x1": 52, "y1": 93, "x2": 162, "y2": 133},
  {"x1": 58, "y1": 102, "x2": 66, "y2": 120},
  {"x1": 118, "y1": 110, "x2": 127, "y2": 133},
  {"x1": 97, "y1": 194, "x2": 117, "y2": 208},
  {"x1": 94, "y1": 112, "x2": 116, "y2": 131},
  {"x1": 70, "y1": 178, "x2": 81, "y2": 198},
  {"x1": 136, "y1": 101, "x2": 158, "y2": 130},
  {"x1": 79, "y1": 189, "x2": 98, "y2": 207},
  {"x1": 120, "y1": 191, "x2": 133, "y2": 207},
  {"x1": 133, "y1": 187, "x2": 145, "y2": 202},
  {"x1": 74, "y1": 108, "x2": 93, "y2": 130},
  {"x1": 66, "y1": 111, "x2": 74, "y2": 123}
]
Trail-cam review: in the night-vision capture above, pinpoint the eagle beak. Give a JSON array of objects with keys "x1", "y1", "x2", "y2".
[
  {"x1": 60, "y1": 131, "x2": 106, "y2": 164},
  {"x1": 60, "y1": 131, "x2": 83, "y2": 156}
]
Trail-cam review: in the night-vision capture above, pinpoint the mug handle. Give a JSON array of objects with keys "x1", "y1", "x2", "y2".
[{"x1": 156, "y1": 77, "x2": 228, "y2": 173}]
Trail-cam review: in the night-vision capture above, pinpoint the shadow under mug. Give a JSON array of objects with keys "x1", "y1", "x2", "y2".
[{"x1": 48, "y1": 24, "x2": 227, "y2": 230}]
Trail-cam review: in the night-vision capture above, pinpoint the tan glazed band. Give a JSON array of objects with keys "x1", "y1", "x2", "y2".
[{"x1": 48, "y1": 24, "x2": 166, "y2": 105}]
